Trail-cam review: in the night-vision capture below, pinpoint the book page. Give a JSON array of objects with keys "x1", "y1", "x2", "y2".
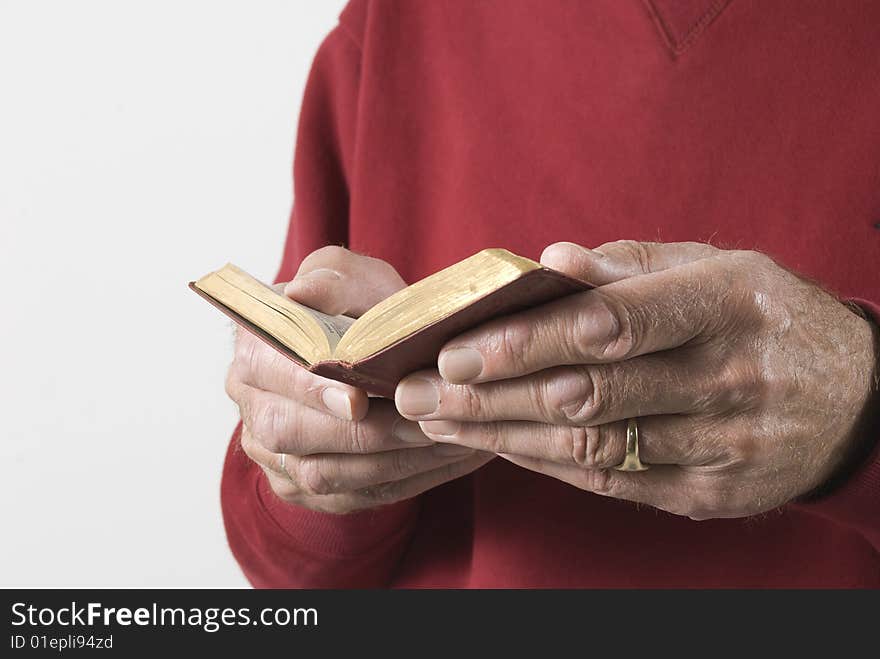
[
  {"x1": 334, "y1": 249, "x2": 542, "y2": 362},
  {"x1": 195, "y1": 264, "x2": 358, "y2": 360},
  {"x1": 303, "y1": 307, "x2": 356, "y2": 350},
  {"x1": 241, "y1": 274, "x2": 356, "y2": 346}
]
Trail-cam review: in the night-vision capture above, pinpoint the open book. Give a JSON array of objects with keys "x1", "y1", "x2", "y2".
[{"x1": 190, "y1": 249, "x2": 591, "y2": 397}]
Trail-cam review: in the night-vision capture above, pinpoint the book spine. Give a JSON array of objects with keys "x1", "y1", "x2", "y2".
[{"x1": 309, "y1": 362, "x2": 397, "y2": 399}]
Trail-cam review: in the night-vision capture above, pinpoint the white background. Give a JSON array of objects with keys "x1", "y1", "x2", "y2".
[{"x1": 0, "y1": 0, "x2": 347, "y2": 586}]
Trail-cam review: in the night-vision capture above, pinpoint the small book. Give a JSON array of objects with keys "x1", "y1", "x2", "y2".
[{"x1": 190, "y1": 249, "x2": 591, "y2": 397}]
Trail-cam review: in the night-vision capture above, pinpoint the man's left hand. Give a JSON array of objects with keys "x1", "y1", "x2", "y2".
[{"x1": 394, "y1": 240, "x2": 878, "y2": 520}]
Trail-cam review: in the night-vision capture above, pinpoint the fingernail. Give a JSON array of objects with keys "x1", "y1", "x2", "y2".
[
  {"x1": 558, "y1": 241, "x2": 604, "y2": 258},
  {"x1": 300, "y1": 267, "x2": 341, "y2": 280},
  {"x1": 392, "y1": 419, "x2": 432, "y2": 444},
  {"x1": 420, "y1": 420, "x2": 460, "y2": 437},
  {"x1": 433, "y1": 444, "x2": 474, "y2": 457},
  {"x1": 540, "y1": 242, "x2": 602, "y2": 269},
  {"x1": 322, "y1": 387, "x2": 353, "y2": 420},
  {"x1": 395, "y1": 377, "x2": 439, "y2": 416},
  {"x1": 438, "y1": 348, "x2": 483, "y2": 383}
]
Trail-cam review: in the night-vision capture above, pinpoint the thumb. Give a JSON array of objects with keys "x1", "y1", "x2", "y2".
[
  {"x1": 283, "y1": 246, "x2": 407, "y2": 317},
  {"x1": 540, "y1": 239, "x2": 719, "y2": 286}
]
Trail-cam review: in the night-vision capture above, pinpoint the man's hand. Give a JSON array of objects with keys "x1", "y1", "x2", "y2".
[
  {"x1": 395, "y1": 240, "x2": 878, "y2": 520},
  {"x1": 226, "y1": 246, "x2": 492, "y2": 514}
]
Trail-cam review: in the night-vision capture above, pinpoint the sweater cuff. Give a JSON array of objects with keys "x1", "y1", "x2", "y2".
[
  {"x1": 225, "y1": 423, "x2": 419, "y2": 561},
  {"x1": 256, "y1": 471, "x2": 419, "y2": 560},
  {"x1": 790, "y1": 298, "x2": 880, "y2": 534},
  {"x1": 791, "y1": 436, "x2": 880, "y2": 533}
]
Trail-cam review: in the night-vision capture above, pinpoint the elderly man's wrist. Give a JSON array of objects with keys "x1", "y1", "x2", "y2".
[{"x1": 799, "y1": 305, "x2": 880, "y2": 502}]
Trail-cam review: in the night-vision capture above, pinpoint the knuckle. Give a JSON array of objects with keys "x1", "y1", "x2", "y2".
[
  {"x1": 297, "y1": 457, "x2": 335, "y2": 496},
  {"x1": 565, "y1": 426, "x2": 589, "y2": 465},
  {"x1": 723, "y1": 252, "x2": 780, "y2": 317},
  {"x1": 577, "y1": 467, "x2": 614, "y2": 496},
  {"x1": 458, "y1": 387, "x2": 486, "y2": 420},
  {"x1": 601, "y1": 302, "x2": 636, "y2": 360},
  {"x1": 721, "y1": 433, "x2": 759, "y2": 468},
  {"x1": 616, "y1": 240, "x2": 655, "y2": 274},
  {"x1": 727, "y1": 250, "x2": 767, "y2": 282},
  {"x1": 528, "y1": 383, "x2": 551, "y2": 425},
  {"x1": 250, "y1": 400, "x2": 288, "y2": 453},
  {"x1": 472, "y1": 422, "x2": 505, "y2": 454},
  {"x1": 491, "y1": 318, "x2": 535, "y2": 373},
  {"x1": 238, "y1": 430, "x2": 259, "y2": 461},
  {"x1": 224, "y1": 367, "x2": 241, "y2": 402},
  {"x1": 589, "y1": 425, "x2": 616, "y2": 467},
  {"x1": 553, "y1": 368, "x2": 602, "y2": 425},
  {"x1": 753, "y1": 360, "x2": 790, "y2": 405},
  {"x1": 683, "y1": 479, "x2": 730, "y2": 519},
  {"x1": 579, "y1": 295, "x2": 635, "y2": 362},
  {"x1": 233, "y1": 386, "x2": 254, "y2": 423},
  {"x1": 227, "y1": 378, "x2": 253, "y2": 419},
  {"x1": 387, "y1": 449, "x2": 414, "y2": 480},
  {"x1": 565, "y1": 425, "x2": 610, "y2": 468},
  {"x1": 270, "y1": 478, "x2": 302, "y2": 504},
  {"x1": 348, "y1": 420, "x2": 376, "y2": 454},
  {"x1": 706, "y1": 357, "x2": 773, "y2": 411},
  {"x1": 265, "y1": 464, "x2": 300, "y2": 497},
  {"x1": 685, "y1": 240, "x2": 718, "y2": 255},
  {"x1": 733, "y1": 249, "x2": 773, "y2": 269}
]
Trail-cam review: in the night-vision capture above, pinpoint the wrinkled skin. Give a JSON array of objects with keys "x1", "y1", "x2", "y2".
[
  {"x1": 225, "y1": 247, "x2": 492, "y2": 514},
  {"x1": 395, "y1": 240, "x2": 878, "y2": 520}
]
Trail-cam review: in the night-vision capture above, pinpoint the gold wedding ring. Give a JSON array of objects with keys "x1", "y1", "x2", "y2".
[{"x1": 614, "y1": 418, "x2": 650, "y2": 472}]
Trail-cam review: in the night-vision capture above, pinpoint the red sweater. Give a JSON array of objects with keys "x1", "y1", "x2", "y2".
[{"x1": 221, "y1": 0, "x2": 880, "y2": 587}]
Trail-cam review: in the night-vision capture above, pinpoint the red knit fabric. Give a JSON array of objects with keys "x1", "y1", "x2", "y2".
[{"x1": 221, "y1": 0, "x2": 880, "y2": 587}]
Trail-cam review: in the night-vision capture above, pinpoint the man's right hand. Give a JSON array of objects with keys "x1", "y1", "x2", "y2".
[{"x1": 225, "y1": 246, "x2": 493, "y2": 514}]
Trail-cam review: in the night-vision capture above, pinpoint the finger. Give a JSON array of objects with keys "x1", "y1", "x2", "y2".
[
  {"x1": 257, "y1": 452, "x2": 492, "y2": 515},
  {"x1": 399, "y1": 355, "x2": 718, "y2": 426},
  {"x1": 229, "y1": 331, "x2": 368, "y2": 421},
  {"x1": 283, "y1": 245, "x2": 407, "y2": 317},
  {"x1": 438, "y1": 254, "x2": 743, "y2": 383},
  {"x1": 280, "y1": 444, "x2": 477, "y2": 496},
  {"x1": 419, "y1": 414, "x2": 715, "y2": 468},
  {"x1": 242, "y1": 426, "x2": 354, "y2": 511},
  {"x1": 245, "y1": 423, "x2": 493, "y2": 513},
  {"x1": 355, "y1": 452, "x2": 495, "y2": 504},
  {"x1": 236, "y1": 387, "x2": 434, "y2": 455},
  {"x1": 498, "y1": 453, "x2": 700, "y2": 516},
  {"x1": 540, "y1": 240, "x2": 719, "y2": 286},
  {"x1": 242, "y1": 423, "x2": 471, "y2": 490},
  {"x1": 240, "y1": 424, "x2": 290, "y2": 479}
]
